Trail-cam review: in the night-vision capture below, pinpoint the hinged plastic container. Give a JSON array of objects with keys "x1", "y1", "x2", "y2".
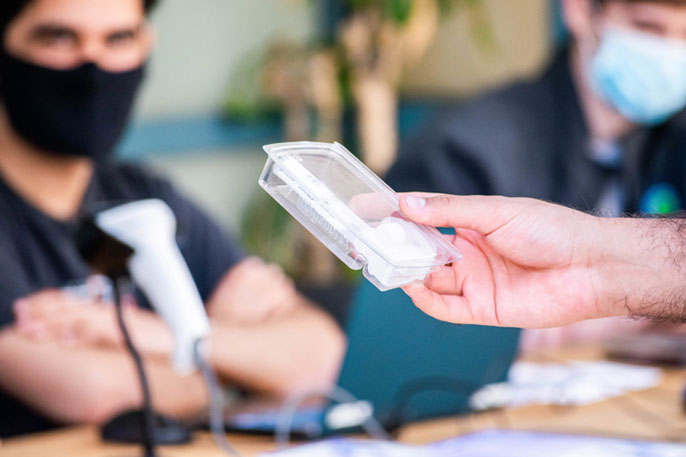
[{"x1": 258, "y1": 141, "x2": 461, "y2": 291}]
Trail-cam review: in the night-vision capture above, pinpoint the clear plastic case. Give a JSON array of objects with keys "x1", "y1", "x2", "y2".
[{"x1": 258, "y1": 141, "x2": 461, "y2": 291}]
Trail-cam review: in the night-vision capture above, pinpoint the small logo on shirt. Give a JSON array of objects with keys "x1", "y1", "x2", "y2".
[{"x1": 640, "y1": 183, "x2": 681, "y2": 215}]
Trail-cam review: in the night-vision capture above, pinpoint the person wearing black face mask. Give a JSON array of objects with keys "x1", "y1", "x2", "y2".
[
  {"x1": 0, "y1": 0, "x2": 344, "y2": 439},
  {"x1": 0, "y1": 0, "x2": 154, "y2": 161}
]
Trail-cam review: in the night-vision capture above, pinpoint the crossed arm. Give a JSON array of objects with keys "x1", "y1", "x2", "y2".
[
  {"x1": 0, "y1": 329, "x2": 208, "y2": 424},
  {"x1": 1, "y1": 257, "x2": 345, "y2": 425}
]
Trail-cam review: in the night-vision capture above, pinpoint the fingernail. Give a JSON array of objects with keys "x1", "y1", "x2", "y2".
[{"x1": 404, "y1": 196, "x2": 426, "y2": 210}]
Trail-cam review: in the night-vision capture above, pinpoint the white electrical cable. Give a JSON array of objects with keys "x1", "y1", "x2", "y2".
[
  {"x1": 194, "y1": 341, "x2": 244, "y2": 457},
  {"x1": 275, "y1": 385, "x2": 392, "y2": 448}
]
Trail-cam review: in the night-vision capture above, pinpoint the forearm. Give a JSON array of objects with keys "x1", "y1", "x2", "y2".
[
  {"x1": 591, "y1": 216, "x2": 686, "y2": 322},
  {"x1": 0, "y1": 328, "x2": 207, "y2": 425},
  {"x1": 65, "y1": 300, "x2": 344, "y2": 396},
  {"x1": 207, "y1": 301, "x2": 345, "y2": 396}
]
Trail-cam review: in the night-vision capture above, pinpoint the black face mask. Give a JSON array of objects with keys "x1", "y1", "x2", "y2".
[{"x1": 0, "y1": 48, "x2": 145, "y2": 161}]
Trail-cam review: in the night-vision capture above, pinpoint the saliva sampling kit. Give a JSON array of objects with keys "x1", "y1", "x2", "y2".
[{"x1": 259, "y1": 141, "x2": 461, "y2": 291}]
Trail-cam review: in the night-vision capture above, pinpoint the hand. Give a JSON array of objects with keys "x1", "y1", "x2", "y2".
[
  {"x1": 207, "y1": 257, "x2": 299, "y2": 324},
  {"x1": 397, "y1": 193, "x2": 650, "y2": 328},
  {"x1": 13, "y1": 289, "x2": 174, "y2": 356},
  {"x1": 13, "y1": 290, "x2": 123, "y2": 347}
]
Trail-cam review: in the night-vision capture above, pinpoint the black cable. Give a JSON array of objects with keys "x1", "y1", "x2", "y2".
[
  {"x1": 112, "y1": 276, "x2": 158, "y2": 457},
  {"x1": 194, "y1": 341, "x2": 243, "y2": 457},
  {"x1": 385, "y1": 354, "x2": 516, "y2": 433},
  {"x1": 384, "y1": 376, "x2": 482, "y2": 432}
]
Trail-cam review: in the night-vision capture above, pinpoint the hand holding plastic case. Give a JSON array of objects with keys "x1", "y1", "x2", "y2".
[{"x1": 258, "y1": 141, "x2": 461, "y2": 291}]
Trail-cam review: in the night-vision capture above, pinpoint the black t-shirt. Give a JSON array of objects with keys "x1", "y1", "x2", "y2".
[{"x1": 0, "y1": 161, "x2": 244, "y2": 437}]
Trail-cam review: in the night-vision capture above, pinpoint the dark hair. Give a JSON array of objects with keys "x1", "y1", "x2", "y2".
[{"x1": 1, "y1": 0, "x2": 158, "y2": 40}]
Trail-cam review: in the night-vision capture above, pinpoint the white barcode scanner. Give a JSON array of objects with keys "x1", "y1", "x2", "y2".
[
  {"x1": 93, "y1": 199, "x2": 210, "y2": 374},
  {"x1": 78, "y1": 199, "x2": 241, "y2": 457}
]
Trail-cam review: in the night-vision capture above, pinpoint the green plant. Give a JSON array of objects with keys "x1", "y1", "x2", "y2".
[
  {"x1": 347, "y1": 0, "x2": 454, "y2": 22},
  {"x1": 237, "y1": 0, "x2": 492, "y2": 285},
  {"x1": 341, "y1": 0, "x2": 491, "y2": 43}
]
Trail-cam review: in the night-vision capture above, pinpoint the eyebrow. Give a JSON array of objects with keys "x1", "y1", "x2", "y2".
[
  {"x1": 105, "y1": 23, "x2": 144, "y2": 41},
  {"x1": 629, "y1": 18, "x2": 664, "y2": 31},
  {"x1": 27, "y1": 21, "x2": 145, "y2": 42},
  {"x1": 29, "y1": 24, "x2": 78, "y2": 42}
]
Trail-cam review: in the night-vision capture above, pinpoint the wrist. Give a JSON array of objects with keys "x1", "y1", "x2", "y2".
[
  {"x1": 590, "y1": 216, "x2": 686, "y2": 321},
  {"x1": 125, "y1": 308, "x2": 175, "y2": 358}
]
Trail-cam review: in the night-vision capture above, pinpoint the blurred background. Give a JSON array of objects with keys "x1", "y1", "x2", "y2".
[{"x1": 118, "y1": 0, "x2": 561, "y2": 293}]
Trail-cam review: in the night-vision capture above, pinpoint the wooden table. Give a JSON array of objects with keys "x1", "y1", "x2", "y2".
[{"x1": 3, "y1": 346, "x2": 685, "y2": 456}]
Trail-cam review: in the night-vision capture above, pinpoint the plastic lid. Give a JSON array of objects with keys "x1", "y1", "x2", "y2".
[{"x1": 259, "y1": 141, "x2": 461, "y2": 291}]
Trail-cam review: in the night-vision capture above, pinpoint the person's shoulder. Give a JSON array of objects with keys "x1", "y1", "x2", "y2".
[
  {"x1": 0, "y1": 178, "x2": 32, "y2": 237},
  {"x1": 392, "y1": 64, "x2": 567, "y2": 196},
  {"x1": 401, "y1": 73, "x2": 559, "y2": 175},
  {"x1": 433, "y1": 74, "x2": 558, "y2": 145}
]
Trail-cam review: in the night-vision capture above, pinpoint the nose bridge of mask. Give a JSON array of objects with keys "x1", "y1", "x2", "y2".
[
  {"x1": 601, "y1": 26, "x2": 686, "y2": 85},
  {"x1": 612, "y1": 26, "x2": 686, "y2": 56},
  {"x1": 69, "y1": 62, "x2": 109, "y2": 93}
]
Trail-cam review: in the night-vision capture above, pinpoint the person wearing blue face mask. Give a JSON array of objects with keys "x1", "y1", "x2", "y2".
[{"x1": 387, "y1": 0, "x2": 686, "y2": 349}]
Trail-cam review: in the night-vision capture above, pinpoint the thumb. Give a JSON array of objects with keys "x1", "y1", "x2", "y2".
[{"x1": 398, "y1": 193, "x2": 514, "y2": 234}]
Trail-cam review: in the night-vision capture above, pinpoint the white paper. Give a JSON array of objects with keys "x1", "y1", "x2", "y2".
[
  {"x1": 470, "y1": 361, "x2": 663, "y2": 410},
  {"x1": 261, "y1": 431, "x2": 686, "y2": 457}
]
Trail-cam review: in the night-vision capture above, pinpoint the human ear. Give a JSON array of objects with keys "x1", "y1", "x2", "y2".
[
  {"x1": 139, "y1": 22, "x2": 156, "y2": 59},
  {"x1": 562, "y1": 0, "x2": 597, "y2": 41}
]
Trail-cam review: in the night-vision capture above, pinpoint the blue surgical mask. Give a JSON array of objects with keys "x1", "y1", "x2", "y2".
[{"x1": 590, "y1": 26, "x2": 686, "y2": 125}]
